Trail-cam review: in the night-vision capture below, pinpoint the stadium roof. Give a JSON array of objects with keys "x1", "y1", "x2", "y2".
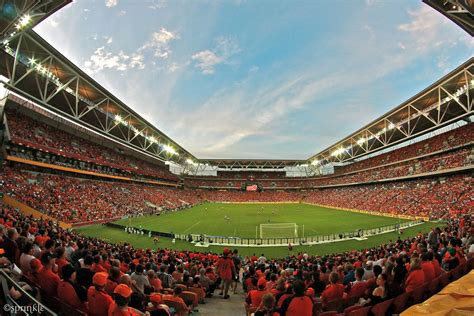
[
  {"x1": 0, "y1": 1, "x2": 473, "y2": 172},
  {"x1": 422, "y1": 0, "x2": 474, "y2": 37}
]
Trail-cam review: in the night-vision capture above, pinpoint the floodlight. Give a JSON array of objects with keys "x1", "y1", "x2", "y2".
[
  {"x1": 163, "y1": 144, "x2": 177, "y2": 155},
  {"x1": 311, "y1": 160, "x2": 319, "y2": 165},
  {"x1": 16, "y1": 14, "x2": 32, "y2": 29}
]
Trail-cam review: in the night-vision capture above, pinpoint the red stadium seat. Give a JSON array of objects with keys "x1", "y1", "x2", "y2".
[
  {"x1": 392, "y1": 291, "x2": 411, "y2": 313},
  {"x1": 345, "y1": 305, "x2": 371, "y2": 316},
  {"x1": 370, "y1": 298, "x2": 394, "y2": 316}
]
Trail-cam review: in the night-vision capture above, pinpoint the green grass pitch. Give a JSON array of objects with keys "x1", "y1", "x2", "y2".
[
  {"x1": 75, "y1": 203, "x2": 436, "y2": 258},
  {"x1": 114, "y1": 203, "x2": 410, "y2": 238}
]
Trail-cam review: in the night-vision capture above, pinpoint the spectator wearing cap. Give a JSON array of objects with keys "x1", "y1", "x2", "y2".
[
  {"x1": 147, "y1": 293, "x2": 170, "y2": 315},
  {"x1": 35, "y1": 252, "x2": 60, "y2": 297},
  {"x1": 109, "y1": 284, "x2": 144, "y2": 316},
  {"x1": 57, "y1": 264, "x2": 88, "y2": 313},
  {"x1": 246, "y1": 277, "x2": 268, "y2": 310},
  {"x1": 216, "y1": 248, "x2": 235, "y2": 299},
  {"x1": 320, "y1": 272, "x2": 345, "y2": 307},
  {"x1": 88, "y1": 271, "x2": 114, "y2": 316},
  {"x1": 162, "y1": 286, "x2": 190, "y2": 316},
  {"x1": 279, "y1": 279, "x2": 313, "y2": 316}
]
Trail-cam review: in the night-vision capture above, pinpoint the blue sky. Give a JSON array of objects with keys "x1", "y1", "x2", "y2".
[{"x1": 34, "y1": 0, "x2": 473, "y2": 159}]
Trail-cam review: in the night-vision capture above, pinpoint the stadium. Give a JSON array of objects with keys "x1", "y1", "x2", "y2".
[{"x1": 0, "y1": 0, "x2": 472, "y2": 316}]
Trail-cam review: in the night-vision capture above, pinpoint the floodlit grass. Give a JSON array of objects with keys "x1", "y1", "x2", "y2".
[
  {"x1": 113, "y1": 203, "x2": 410, "y2": 238},
  {"x1": 75, "y1": 203, "x2": 437, "y2": 259}
]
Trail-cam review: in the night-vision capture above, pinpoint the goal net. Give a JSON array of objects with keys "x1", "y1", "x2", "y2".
[{"x1": 260, "y1": 223, "x2": 298, "y2": 238}]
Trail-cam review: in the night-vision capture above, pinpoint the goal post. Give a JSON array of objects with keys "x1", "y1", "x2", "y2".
[{"x1": 259, "y1": 223, "x2": 298, "y2": 238}]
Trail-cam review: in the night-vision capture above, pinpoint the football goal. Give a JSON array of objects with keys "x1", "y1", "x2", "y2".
[{"x1": 259, "y1": 223, "x2": 298, "y2": 238}]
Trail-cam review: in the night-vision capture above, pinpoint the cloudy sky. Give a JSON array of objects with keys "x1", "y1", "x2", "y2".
[{"x1": 34, "y1": 0, "x2": 473, "y2": 159}]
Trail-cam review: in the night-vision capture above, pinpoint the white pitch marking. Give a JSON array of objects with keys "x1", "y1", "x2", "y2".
[{"x1": 183, "y1": 220, "x2": 202, "y2": 233}]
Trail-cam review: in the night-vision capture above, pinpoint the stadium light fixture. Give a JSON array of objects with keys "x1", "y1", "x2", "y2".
[
  {"x1": 16, "y1": 14, "x2": 32, "y2": 30},
  {"x1": 163, "y1": 144, "x2": 177, "y2": 155},
  {"x1": 357, "y1": 138, "x2": 365, "y2": 145},
  {"x1": 186, "y1": 158, "x2": 197, "y2": 165},
  {"x1": 114, "y1": 114, "x2": 123, "y2": 123},
  {"x1": 388, "y1": 123, "x2": 395, "y2": 130},
  {"x1": 311, "y1": 159, "x2": 319, "y2": 165}
]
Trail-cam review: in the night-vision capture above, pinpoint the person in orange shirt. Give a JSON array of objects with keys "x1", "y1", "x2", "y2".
[
  {"x1": 430, "y1": 252, "x2": 442, "y2": 277},
  {"x1": 279, "y1": 280, "x2": 313, "y2": 316},
  {"x1": 94, "y1": 255, "x2": 108, "y2": 273},
  {"x1": 320, "y1": 272, "x2": 345, "y2": 307},
  {"x1": 246, "y1": 277, "x2": 268, "y2": 310},
  {"x1": 147, "y1": 270, "x2": 162, "y2": 292},
  {"x1": 421, "y1": 253, "x2": 435, "y2": 281},
  {"x1": 162, "y1": 287, "x2": 190, "y2": 316},
  {"x1": 105, "y1": 267, "x2": 121, "y2": 296},
  {"x1": 29, "y1": 258, "x2": 42, "y2": 283},
  {"x1": 57, "y1": 264, "x2": 88, "y2": 313},
  {"x1": 35, "y1": 253, "x2": 60, "y2": 297},
  {"x1": 146, "y1": 293, "x2": 170, "y2": 315},
  {"x1": 216, "y1": 248, "x2": 235, "y2": 299},
  {"x1": 405, "y1": 258, "x2": 425, "y2": 292},
  {"x1": 54, "y1": 246, "x2": 69, "y2": 278},
  {"x1": 88, "y1": 272, "x2": 114, "y2": 316},
  {"x1": 108, "y1": 284, "x2": 144, "y2": 316}
]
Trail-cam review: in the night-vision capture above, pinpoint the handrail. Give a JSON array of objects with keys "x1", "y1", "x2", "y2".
[{"x1": 0, "y1": 269, "x2": 57, "y2": 316}]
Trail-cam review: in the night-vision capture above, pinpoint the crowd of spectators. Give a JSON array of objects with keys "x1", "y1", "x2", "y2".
[
  {"x1": 241, "y1": 216, "x2": 473, "y2": 315},
  {"x1": 184, "y1": 146, "x2": 473, "y2": 189},
  {"x1": 2, "y1": 165, "x2": 471, "y2": 226},
  {"x1": 5, "y1": 109, "x2": 179, "y2": 182},
  {"x1": 0, "y1": 200, "x2": 472, "y2": 316},
  {"x1": 1, "y1": 167, "x2": 199, "y2": 225},
  {"x1": 336, "y1": 123, "x2": 473, "y2": 174}
]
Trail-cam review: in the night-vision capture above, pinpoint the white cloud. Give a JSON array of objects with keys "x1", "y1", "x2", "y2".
[
  {"x1": 84, "y1": 47, "x2": 144, "y2": 74},
  {"x1": 163, "y1": 71, "x2": 349, "y2": 156},
  {"x1": 139, "y1": 28, "x2": 179, "y2": 59},
  {"x1": 167, "y1": 62, "x2": 187, "y2": 73},
  {"x1": 105, "y1": 0, "x2": 118, "y2": 8},
  {"x1": 191, "y1": 50, "x2": 222, "y2": 74},
  {"x1": 118, "y1": 10, "x2": 126, "y2": 16},
  {"x1": 191, "y1": 36, "x2": 241, "y2": 75},
  {"x1": 398, "y1": 5, "x2": 449, "y2": 53}
]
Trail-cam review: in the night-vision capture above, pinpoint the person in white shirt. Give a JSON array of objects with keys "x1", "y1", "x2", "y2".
[{"x1": 19, "y1": 242, "x2": 36, "y2": 275}]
